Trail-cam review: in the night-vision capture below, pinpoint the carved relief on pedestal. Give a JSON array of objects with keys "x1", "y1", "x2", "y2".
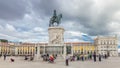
[
  {"x1": 48, "y1": 27, "x2": 64, "y2": 45},
  {"x1": 51, "y1": 34, "x2": 61, "y2": 44}
]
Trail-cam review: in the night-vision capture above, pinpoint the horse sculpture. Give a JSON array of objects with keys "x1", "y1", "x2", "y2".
[{"x1": 49, "y1": 10, "x2": 62, "y2": 27}]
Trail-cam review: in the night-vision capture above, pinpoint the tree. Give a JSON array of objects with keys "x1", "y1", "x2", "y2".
[{"x1": 0, "y1": 39, "x2": 8, "y2": 42}]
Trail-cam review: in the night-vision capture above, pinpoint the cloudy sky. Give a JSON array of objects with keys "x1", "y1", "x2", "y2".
[{"x1": 0, "y1": 0, "x2": 120, "y2": 44}]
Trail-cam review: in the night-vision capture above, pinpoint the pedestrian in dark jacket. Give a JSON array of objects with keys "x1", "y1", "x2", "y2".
[
  {"x1": 4, "y1": 54, "x2": 6, "y2": 60},
  {"x1": 93, "y1": 52, "x2": 96, "y2": 62},
  {"x1": 98, "y1": 54, "x2": 101, "y2": 62},
  {"x1": 65, "y1": 55, "x2": 69, "y2": 66}
]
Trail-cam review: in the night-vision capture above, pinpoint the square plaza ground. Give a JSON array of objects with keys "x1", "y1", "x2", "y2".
[{"x1": 0, "y1": 56, "x2": 120, "y2": 68}]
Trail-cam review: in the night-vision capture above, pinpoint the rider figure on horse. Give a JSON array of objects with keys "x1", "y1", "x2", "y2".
[{"x1": 49, "y1": 10, "x2": 62, "y2": 27}]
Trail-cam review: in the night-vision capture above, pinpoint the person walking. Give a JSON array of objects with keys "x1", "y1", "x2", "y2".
[
  {"x1": 30, "y1": 55, "x2": 34, "y2": 61},
  {"x1": 89, "y1": 54, "x2": 92, "y2": 60},
  {"x1": 93, "y1": 52, "x2": 96, "y2": 62},
  {"x1": 65, "y1": 54, "x2": 69, "y2": 66},
  {"x1": 10, "y1": 58, "x2": 15, "y2": 62},
  {"x1": 77, "y1": 55, "x2": 80, "y2": 61},
  {"x1": 24, "y1": 55, "x2": 28, "y2": 60},
  {"x1": 105, "y1": 54, "x2": 107, "y2": 59},
  {"x1": 81, "y1": 54, "x2": 84, "y2": 61},
  {"x1": 98, "y1": 54, "x2": 101, "y2": 62},
  {"x1": 49, "y1": 55, "x2": 54, "y2": 63},
  {"x1": 0, "y1": 54, "x2": 1, "y2": 56},
  {"x1": 4, "y1": 53, "x2": 6, "y2": 60}
]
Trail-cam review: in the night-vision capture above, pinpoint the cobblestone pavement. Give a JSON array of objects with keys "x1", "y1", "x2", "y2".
[{"x1": 0, "y1": 56, "x2": 120, "y2": 68}]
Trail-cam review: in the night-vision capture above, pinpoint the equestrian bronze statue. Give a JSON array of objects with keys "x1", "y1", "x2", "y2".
[{"x1": 49, "y1": 10, "x2": 62, "y2": 27}]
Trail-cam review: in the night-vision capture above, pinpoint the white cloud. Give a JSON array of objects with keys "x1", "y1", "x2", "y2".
[
  {"x1": 0, "y1": 0, "x2": 120, "y2": 44},
  {"x1": 6, "y1": 24, "x2": 16, "y2": 31},
  {"x1": 66, "y1": 31, "x2": 81, "y2": 37},
  {"x1": 33, "y1": 27, "x2": 44, "y2": 32},
  {"x1": 65, "y1": 38, "x2": 78, "y2": 42},
  {"x1": 0, "y1": 33, "x2": 19, "y2": 41},
  {"x1": 0, "y1": 25, "x2": 3, "y2": 30},
  {"x1": 108, "y1": 22, "x2": 120, "y2": 32}
]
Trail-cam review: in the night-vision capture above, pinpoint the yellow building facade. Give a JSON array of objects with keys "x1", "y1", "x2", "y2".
[
  {"x1": 71, "y1": 42, "x2": 96, "y2": 54},
  {"x1": 0, "y1": 42, "x2": 36, "y2": 56},
  {"x1": 65, "y1": 42, "x2": 96, "y2": 55},
  {"x1": 16, "y1": 45, "x2": 35, "y2": 56},
  {"x1": 0, "y1": 42, "x2": 96, "y2": 56}
]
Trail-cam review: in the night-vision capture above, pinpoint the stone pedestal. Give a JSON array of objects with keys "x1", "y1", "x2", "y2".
[
  {"x1": 48, "y1": 27, "x2": 64, "y2": 46},
  {"x1": 48, "y1": 27, "x2": 65, "y2": 55}
]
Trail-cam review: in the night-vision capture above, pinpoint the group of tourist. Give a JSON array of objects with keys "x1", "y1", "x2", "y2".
[
  {"x1": 0, "y1": 53, "x2": 15, "y2": 62},
  {"x1": 24, "y1": 55, "x2": 34, "y2": 61},
  {"x1": 41, "y1": 54, "x2": 57, "y2": 63},
  {"x1": 0, "y1": 53, "x2": 34, "y2": 62},
  {"x1": 65, "y1": 52, "x2": 110, "y2": 66},
  {"x1": 71, "y1": 52, "x2": 109, "y2": 61},
  {"x1": 0, "y1": 52, "x2": 110, "y2": 66}
]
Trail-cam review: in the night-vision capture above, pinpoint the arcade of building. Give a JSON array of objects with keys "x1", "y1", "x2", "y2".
[{"x1": 0, "y1": 36, "x2": 118, "y2": 57}]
